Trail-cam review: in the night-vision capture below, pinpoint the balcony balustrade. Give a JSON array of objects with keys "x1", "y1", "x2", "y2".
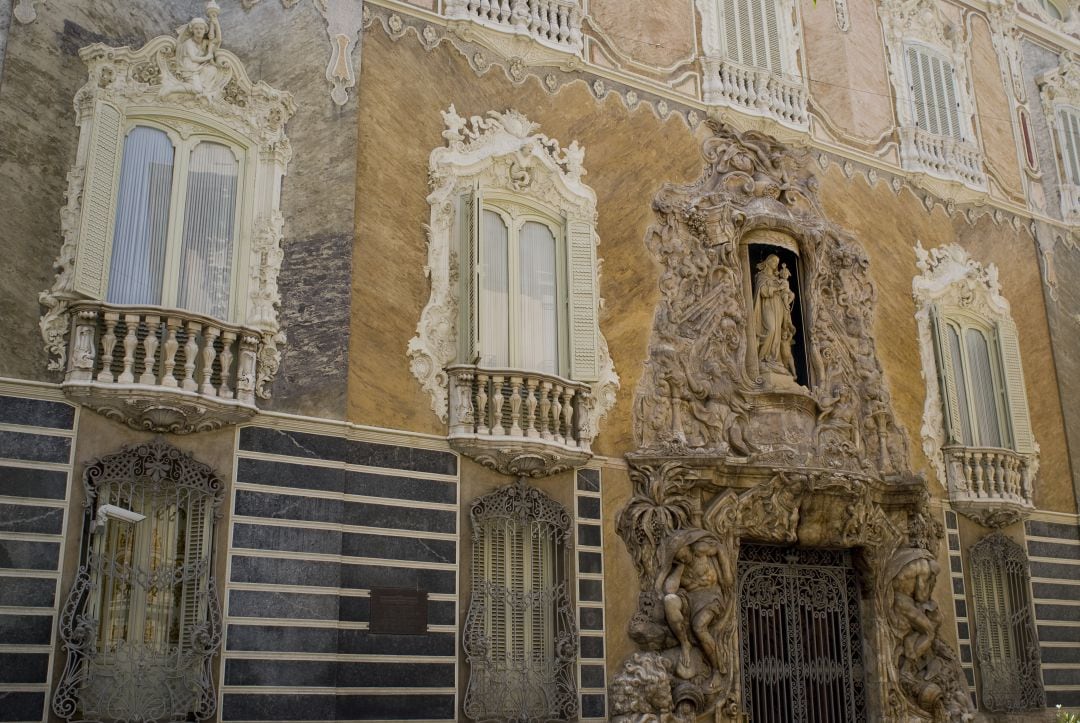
[
  {"x1": 898, "y1": 127, "x2": 986, "y2": 190},
  {"x1": 704, "y1": 59, "x2": 809, "y2": 129},
  {"x1": 447, "y1": 364, "x2": 593, "y2": 477},
  {"x1": 445, "y1": 0, "x2": 584, "y2": 54},
  {"x1": 63, "y1": 300, "x2": 267, "y2": 433},
  {"x1": 943, "y1": 445, "x2": 1035, "y2": 527}
]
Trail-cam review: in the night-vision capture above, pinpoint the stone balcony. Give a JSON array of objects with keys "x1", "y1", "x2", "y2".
[
  {"x1": 445, "y1": 0, "x2": 584, "y2": 59},
  {"x1": 703, "y1": 59, "x2": 809, "y2": 130},
  {"x1": 898, "y1": 126, "x2": 987, "y2": 192},
  {"x1": 447, "y1": 364, "x2": 593, "y2": 477},
  {"x1": 62, "y1": 301, "x2": 268, "y2": 433},
  {"x1": 943, "y1": 445, "x2": 1035, "y2": 527}
]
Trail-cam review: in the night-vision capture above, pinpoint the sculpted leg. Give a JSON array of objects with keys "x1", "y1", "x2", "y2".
[
  {"x1": 664, "y1": 593, "x2": 694, "y2": 679},
  {"x1": 693, "y1": 608, "x2": 726, "y2": 688}
]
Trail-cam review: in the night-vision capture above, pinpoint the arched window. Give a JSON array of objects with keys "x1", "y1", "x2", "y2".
[
  {"x1": 969, "y1": 532, "x2": 1044, "y2": 711},
  {"x1": 463, "y1": 480, "x2": 578, "y2": 721},
  {"x1": 53, "y1": 441, "x2": 225, "y2": 722}
]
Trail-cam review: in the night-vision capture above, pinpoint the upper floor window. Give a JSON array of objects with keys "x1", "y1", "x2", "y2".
[
  {"x1": 907, "y1": 45, "x2": 964, "y2": 141},
  {"x1": 106, "y1": 123, "x2": 244, "y2": 321},
  {"x1": 463, "y1": 480, "x2": 577, "y2": 720},
  {"x1": 720, "y1": 0, "x2": 784, "y2": 74},
  {"x1": 410, "y1": 108, "x2": 620, "y2": 477},
  {"x1": 914, "y1": 243, "x2": 1037, "y2": 526},
  {"x1": 52, "y1": 441, "x2": 225, "y2": 722},
  {"x1": 1038, "y1": 57, "x2": 1080, "y2": 222},
  {"x1": 969, "y1": 532, "x2": 1044, "y2": 712}
]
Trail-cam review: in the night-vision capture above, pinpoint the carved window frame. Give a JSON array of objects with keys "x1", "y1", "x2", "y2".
[
  {"x1": 1038, "y1": 55, "x2": 1080, "y2": 222},
  {"x1": 463, "y1": 479, "x2": 578, "y2": 721},
  {"x1": 38, "y1": 26, "x2": 295, "y2": 385},
  {"x1": 913, "y1": 243, "x2": 1038, "y2": 519},
  {"x1": 968, "y1": 531, "x2": 1045, "y2": 712},
  {"x1": 52, "y1": 441, "x2": 226, "y2": 722},
  {"x1": 409, "y1": 108, "x2": 619, "y2": 437}
]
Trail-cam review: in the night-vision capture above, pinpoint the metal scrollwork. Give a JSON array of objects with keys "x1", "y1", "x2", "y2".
[{"x1": 52, "y1": 440, "x2": 225, "y2": 723}]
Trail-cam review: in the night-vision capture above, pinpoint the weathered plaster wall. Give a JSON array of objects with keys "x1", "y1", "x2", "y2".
[
  {"x1": 588, "y1": 0, "x2": 698, "y2": 71},
  {"x1": 0, "y1": 0, "x2": 12, "y2": 90},
  {"x1": 970, "y1": 14, "x2": 1024, "y2": 203},
  {"x1": 0, "y1": 1, "x2": 200, "y2": 382},
  {"x1": 800, "y1": 0, "x2": 894, "y2": 143}
]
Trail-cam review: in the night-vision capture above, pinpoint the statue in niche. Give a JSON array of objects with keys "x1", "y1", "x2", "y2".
[
  {"x1": 163, "y1": 3, "x2": 225, "y2": 100},
  {"x1": 752, "y1": 254, "x2": 800, "y2": 390},
  {"x1": 658, "y1": 529, "x2": 734, "y2": 689}
]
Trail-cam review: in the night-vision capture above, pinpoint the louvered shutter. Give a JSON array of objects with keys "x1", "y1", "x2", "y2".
[
  {"x1": 566, "y1": 219, "x2": 599, "y2": 382},
  {"x1": 942, "y1": 61, "x2": 962, "y2": 140},
  {"x1": 907, "y1": 46, "x2": 962, "y2": 140},
  {"x1": 722, "y1": 0, "x2": 782, "y2": 73},
  {"x1": 179, "y1": 495, "x2": 210, "y2": 648},
  {"x1": 930, "y1": 306, "x2": 964, "y2": 444},
  {"x1": 1058, "y1": 109, "x2": 1080, "y2": 185},
  {"x1": 995, "y1": 319, "x2": 1035, "y2": 454},
  {"x1": 73, "y1": 101, "x2": 125, "y2": 298},
  {"x1": 459, "y1": 187, "x2": 481, "y2": 363},
  {"x1": 908, "y1": 47, "x2": 930, "y2": 131}
]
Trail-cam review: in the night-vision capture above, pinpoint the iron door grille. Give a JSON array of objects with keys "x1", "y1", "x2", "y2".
[{"x1": 738, "y1": 545, "x2": 867, "y2": 723}]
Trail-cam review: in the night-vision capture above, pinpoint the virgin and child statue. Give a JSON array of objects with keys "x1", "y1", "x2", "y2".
[{"x1": 752, "y1": 254, "x2": 801, "y2": 390}]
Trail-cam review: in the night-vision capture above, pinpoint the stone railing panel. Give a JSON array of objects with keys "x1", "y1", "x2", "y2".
[
  {"x1": 899, "y1": 127, "x2": 987, "y2": 190},
  {"x1": 704, "y1": 59, "x2": 809, "y2": 129},
  {"x1": 943, "y1": 445, "x2": 1034, "y2": 527},
  {"x1": 445, "y1": 0, "x2": 584, "y2": 53}
]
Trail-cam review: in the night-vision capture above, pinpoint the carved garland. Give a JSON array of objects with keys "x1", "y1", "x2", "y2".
[
  {"x1": 408, "y1": 106, "x2": 619, "y2": 438},
  {"x1": 38, "y1": 7, "x2": 295, "y2": 398}
]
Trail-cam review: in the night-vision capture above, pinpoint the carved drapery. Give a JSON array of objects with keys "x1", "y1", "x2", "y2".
[{"x1": 612, "y1": 123, "x2": 975, "y2": 723}]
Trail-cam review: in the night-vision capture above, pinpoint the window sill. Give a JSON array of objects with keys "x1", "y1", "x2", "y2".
[
  {"x1": 943, "y1": 445, "x2": 1035, "y2": 527},
  {"x1": 447, "y1": 364, "x2": 593, "y2": 477},
  {"x1": 62, "y1": 300, "x2": 269, "y2": 433}
]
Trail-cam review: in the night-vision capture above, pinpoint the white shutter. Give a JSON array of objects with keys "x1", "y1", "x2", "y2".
[
  {"x1": 942, "y1": 61, "x2": 962, "y2": 140},
  {"x1": 566, "y1": 219, "x2": 599, "y2": 382},
  {"x1": 763, "y1": 0, "x2": 781, "y2": 73},
  {"x1": 908, "y1": 47, "x2": 930, "y2": 132},
  {"x1": 179, "y1": 496, "x2": 210, "y2": 648},
  {"x1": 458, "y1": 187, "x2": 481, "y2": 363},
  {"x1": 930, "y1": 306, "x2": 964, "y2": 444},
  {"x1": 73, "y1": 101, "x2": 124, "y2": 298},
  {"x1": 995, "y1": 319, "x2": 1035, "y2": 454},
  {"x1": 722, "y1": 0, "x2": 741, "y2": 65},
  {"x1": 1059, "y1": 109, "x2": 1080, "y2": 185}
]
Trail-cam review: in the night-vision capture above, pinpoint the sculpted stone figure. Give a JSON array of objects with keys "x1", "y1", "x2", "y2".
[
  {"x1": 752, "y1": 255, "x2": 798, "y2": 386},
  {"x1": 814, "y1": 382, "x2": 861, "y2": 451},
  {"x1": 169, "y1": 4, "x2": 223, "y2": 99},
  {"x1": 658, "y1": 529, "x2": 734, "y2": 688}
]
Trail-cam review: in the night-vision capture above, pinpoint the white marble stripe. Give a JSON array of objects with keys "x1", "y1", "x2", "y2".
[
  {"x1": 233, "y1": 481, "x2": 458, "y2": 512},
  {"x1": 230, "y1": 514, "x2": 458, "y2": 541},
  {"x1": 236, "y1": 450, "x2": 456, "y2": 482},
  {"x1": 228, "y1": 548, "x2": 457, "y2": 571},
  {"x1": 0, "y1": 422, "x2": 74, "y2": 438},
  {"x1": 221, "y1": 653, "x2": 455, "y2": 664}
]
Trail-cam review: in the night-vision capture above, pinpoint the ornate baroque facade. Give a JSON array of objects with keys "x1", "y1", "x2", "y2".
[{"x1": 0, "y1": 0, "x2": 1079, "y2": 721}]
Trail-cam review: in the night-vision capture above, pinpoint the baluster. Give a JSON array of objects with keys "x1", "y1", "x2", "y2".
[
  {"x1": 500, "y1": 0, "x2": 513, "y2": 24},
  {"x1": 449, "y1": 370, "x2": 476, "y2": 434},
  {"x1": 218, "y1": 330, "x2": 236, "y2": 398},
  {"x1": 985, "y1": 453, "x2": 999, "y2": 498},
  {"x1": 510, "y1": 0, "x2": 528, "y2": 27},
  {"x1": 68, "y1": 309, "x2": 99, "y2": 383},
  {"x1": 556, "y1": 4, "x2": 569, "y2": 43},
  {"x1": 567, "y1": 6, "x2": 582, "y2": 48},
  {"x1": 199, "y1": 325, "x2": 220, "y2": 396},
  {"x1": 1008, "y1": 456, "x2": 1021, "y2": 499},
  {"x1": 181, "y1": 321, "x2": 201, "y2": 391},
  {"x1": 116, "y1": 314, "x2": 140, "y2": 384},
  {"x1": 478, "y1": 0, "x2": 491, "y2": 20},
  {"x1": 539, "y1": 380, "x2": 552, "y2": 440},
  {"x1": 577, "y1": 389, "x2": 593, "y2": 453},
  {"x1": 97, "y1": 312, "x2": 119, "y2": 383},
  {"x1": 236, "y1": 334, "x2": 258, "y2": 405},
  {"x1": 972, "y1": 452, "x2": 985, "y2": 497},
  {"x1": 491, "y1": 374, "x2": 505, "y2": 435},
  {"x1": 475, "y1": 372, "x2": 490, "y2": 435},
  {"x1": 528, "y1": 0, "x2": 541, "y2": 34},
  {"x1": 545, "y1": 4, "x2": 556, "y2": 39},
  {"x1": 551, "y1": 382, "x2": 564, "y2": 444},
  {"x1": 525, "y1": 377, "x2": 539, "y2": 438},
  {"x1": 161, "y1": 318, "x2": 181, "y2": 387},
  {"x1": 138, "y1": 315, "x2": 161, "y2": 385},
  {"x1": 561, "y1": 387, "x2": 575, "y2": 445},
  {"x1": 509, "y1": 376, "x2": 523, "y2": 436}
]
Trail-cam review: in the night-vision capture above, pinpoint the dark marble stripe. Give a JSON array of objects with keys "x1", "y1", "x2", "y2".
[
  {"x1": 1037, "y1": 624, "x2": 1080, "y2": 643},
  {"x1": 229, "y1": 556, "x2": 455, "y2": 594},
  {"x1": 580, "y1": 663, "x2": 605, "y2": 690},
  {"x1": 1027, "y1": 519, "x2": 1080, "y2": 541},
  {"x1": 947, "y1": 532, "x2": 960, "y2": 551},
  {"x1": 0, "y1": 431, "x2": 69, "y2": 464},
  {"x1": 1039, "y1": 646, "x2": 1080, "y2": 664},
  {"x1": 227, "y1": 590, "x2": 456, "y2": 626},
  {"x1": 0, "y1": 614, "x2": 52, "y2": 645},
  {"x1": 0, "y1": 465, "x2": 68, "y2": 500},
  {"x1": 0, "y1": 396, "x2": 74, "y2": 430},
  {"x1": 580, "y1": 606, "x2": 604, "y2": 632},
  {"x1": 580, "y1": 635, "x2": 604, "y2": 659},
  {"x1": 1033, "y1": 581, "x2": 1080, "y2": 600},
  {"x1": 579, "y1": 579, "x2": 603, "y2": 603},
  {"x1": 1029, "y1": 560, "x2": 1080, "y2": 581},
  {"x1": 582, "y1": 693, "x2": 606, "y2": 718},
  {"x1": 577, "y1": 496, "x2": 600, "y2": 520},
  {"x1": 579, "y1": 551, "x2": 602, "y2": 574},
  {"x1": 231, "y1": 523, "x2": 456, "y2": 565},
  {"x1": 1047, "y1": 690, "x2": 1080, "y2": 708},
  {"x1": 239, "y1": 427, "x2": 456, "y2": 476},
  {"x1": 577, "y1": 468, "x2": 600, "y2": 492},
  {"x1": 236, "y1": 457, "x2": 456, "y2": 504},
  {"x1": 223, "y1": 659, "x2": 454, "y2": 687},
  {"x1": 1044, "y1": 668, "x2": 1080, "y2": 686},
  {"x1": 1029, "y1": 538, "x2": 1080, "y2": 561},
  {"x1": 0, "y1": 691, "x2": 45, "y2": 722},
  {"x1": 0, "y1": 652, "x2": 48, "y2": 683},
  {"x1": 222, "y1": 693, "x2": 335, "y2": 721},
  {"x1": 0, "y1": 540, "x2": 59, "y2": 570},
  {"x1": 1036, "y1": 602, "x2": 1080, "y2": 623},
  {"x1": 335, "y1": 693, "x2": 455, "y2": 720},
  {"x1": 0, "y1": 576, "x2": 55, "y2": 607},
  {"x1": 225, "y1": 624, "x2": 455, "y2": 656},
  {"x1": 578, "y1": 523, "x2": 601, "y2": 547},
  {"x1": 234, "y1": 489, "x2": 456, "y2": 534},
  {"x1": 0, "y1": 504, "x2": 63, "y2": 535}
]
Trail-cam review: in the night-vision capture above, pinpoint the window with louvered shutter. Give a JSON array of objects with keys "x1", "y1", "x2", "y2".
[
  {"x1": 906, "y1": 45, "x2": 964, "y2": 140},
  {"x1": 1056, "y1": 107, "x2": 1080, "y2": 186},
  {"x1": 969, "y1": 532, "x2": 1044, "y2": 711},
  {"x1": 721, "y1": 0, "x2": 784, "y2": 73}
]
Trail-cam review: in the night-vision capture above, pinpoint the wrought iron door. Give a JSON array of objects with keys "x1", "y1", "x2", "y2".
[{"x1": 738, "y1": 545, "x2": 867, "y2": 723}]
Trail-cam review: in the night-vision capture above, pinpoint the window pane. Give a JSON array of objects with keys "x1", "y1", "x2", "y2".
[
  {"x1": 519, "y1": 221, "x2": 559, "y2": 375},
  {"x1": 965, "y1": 328, "x2": 1004, "y2": 447},
  {"x1": 480, "y1": 210, "x2": 510, "y2": 367},
  {"x1": 106, "y1": 126, "x2": 174, "y2": 306},
  {"x1": 947, "y1": 325, "x2": 974, "y2": 446},
  {"x1": 178, "y1": 142, "x2": 238, "y2": 319}
]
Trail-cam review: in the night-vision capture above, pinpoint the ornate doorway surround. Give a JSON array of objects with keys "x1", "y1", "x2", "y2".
[{"x1": 609, "y1": 122, "x2": 975, "y2": 723}]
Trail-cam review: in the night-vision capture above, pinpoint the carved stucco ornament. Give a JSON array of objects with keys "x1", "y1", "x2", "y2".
[{"x1": 611, "y1": 122, "x2": 975, "y2": 723}]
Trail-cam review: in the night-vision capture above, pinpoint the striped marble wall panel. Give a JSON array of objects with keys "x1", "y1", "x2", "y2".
[
  {"x1": 575, "y1": 467, "x2": 607, "y2": 721},
  {"x1": 1027, "y1": 516, "x2": 1080, "y2": 708},
  {"x1": 0, "y1": 394, "x2": 76, "y2": 723},
  {"x1": 220, "y1": 425, "x2": 459, "y2": 722},
  {"x1": 942, "y1": 509, "x2": 977, "y2": 702}
]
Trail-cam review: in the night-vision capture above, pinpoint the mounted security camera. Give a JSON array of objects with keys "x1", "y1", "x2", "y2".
[{"x1": 92, "y1": 504, "x2": 147, "y2": 532}]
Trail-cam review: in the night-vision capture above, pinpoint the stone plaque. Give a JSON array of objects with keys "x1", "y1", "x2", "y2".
[{"x1": 369, "y1": 587, "x2": 428, "y2": 635}]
